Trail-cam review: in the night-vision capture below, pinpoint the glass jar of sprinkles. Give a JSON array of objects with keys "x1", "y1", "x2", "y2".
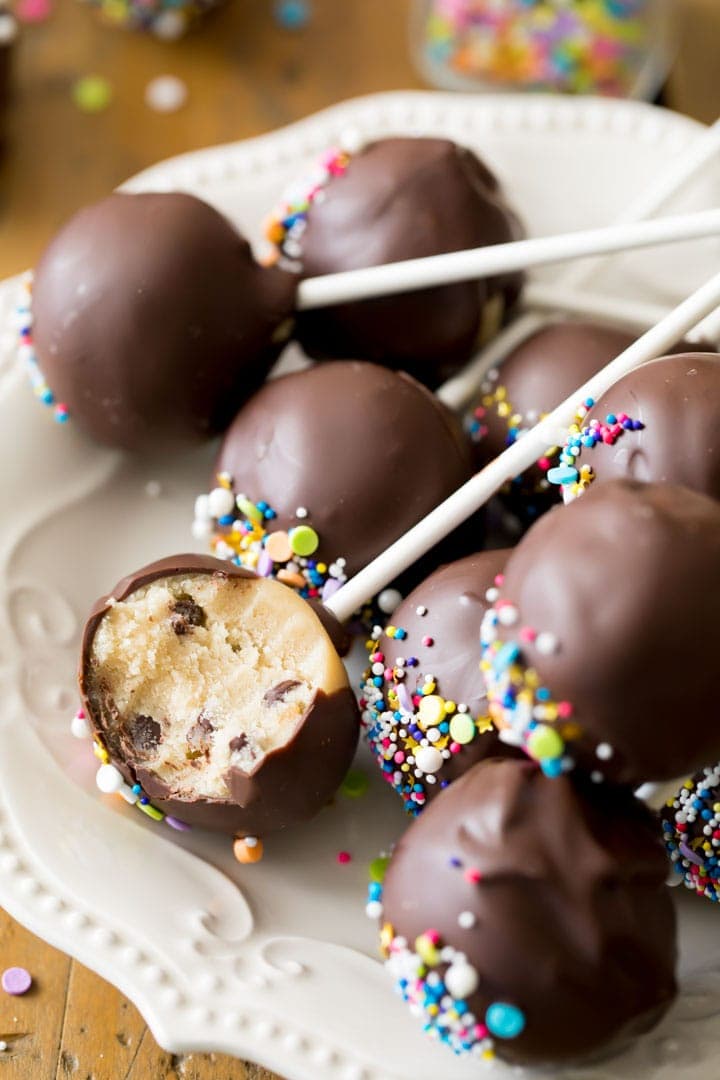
[{"x1": 413, "y1": 0, "x2": 672, "y2": 99}]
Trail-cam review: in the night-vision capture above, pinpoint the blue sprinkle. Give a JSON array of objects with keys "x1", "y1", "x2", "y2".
[
  {"x1": 540, "y1": 757, "x2": 563, "y2": 779},
  {"x1": 547, "y1": 465, "x2": 578, "y2": 486},
  {"x1": 493, "y1": 641, "x2": 519, "y2": 673},
  {"x1": 486, "y1": 1002, "x2": 526, "y2": 1040}
]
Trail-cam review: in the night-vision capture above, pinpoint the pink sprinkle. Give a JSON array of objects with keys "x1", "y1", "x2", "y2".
[
  {"x1": 450, "y1": 741, "x2": 461, "y2": 754},
  {"x1": 425, "y1": 929, "x2": 441, "y2": 945},
  {"x1": 519, "y1": 626, "x2": 537, "y2": 643},
  {"x1": 464, "y1": 868, "x2": 482, "y2": 884},
  {"x1": 17, "y1": 0, "x2": 52, "y2": 22},
  {"x1": 537, "y1": 457, "x2": 551, "y2": 472},
  {"x1": 557, "y1": 701, "x2": 573, "y2": 718},
  {"x1": 337, "y1": 851, "x2": 351, "y2": 864},
  {"x1": 494, "y1": 573, "x2": 504, "y2": 586},
  {"x1": 394, "y1": 751, "x2": 405, "y2": 764},
  {"x1": 2, "y1": 967, "x2": 32, "y2": 995},
  {"x1": 421, "y1": 636, "x2": 434, "y2": 647},
  {"x1": 75, "y1": 708, "x2": 85, "y2": 719},
  {"x1": 370, "y1": 652, "x2": 384, "y2": 663},
  {"x1": 474, "y1": 406, "x2": 485, "y2": 418},
  {"x1": 384, "y1": 668, "x2": 393, "y2": 680},
  {"x1": 475, "y1": 1023, "x2": 489, "y2": 1039}
]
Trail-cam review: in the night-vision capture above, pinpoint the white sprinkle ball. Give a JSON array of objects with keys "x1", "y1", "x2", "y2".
[
  {"x1": 144, "y1": 480, "x2": 162, "y2": 498},
  {"x1": 96, "y1": 763, "x2": 125, "y2": 794},
  {"x1": 192, "y1": 519, "x2": 213, "y2": 540},
  {"x1": 152, "y1": 11, "x2": 186, "y2": 39},
  {"x1": 458, "y1": 910, "x2": 476, "y2": 929},
  {"x1": 445, "y1": 961, "x2": 479, "y2": 999},
  {"x1": 145, "y1": 75, "x2": 188, "y2": 114},
  {"x1": 71, "y1": 713, "x2": 92, "y2": 739},
  {"x1": 378, "y1": 588, "x2": 402, "y2": 615},
  {"x1": 295, "y1": 506, "x2": 308, "y2": 519},
  {"x1": 535, "y1": 632, "x2": 559, "y2": 655},
  {"x1": 498, "y1": 604, "x2": 518, "y2": 627},
  {"x1": 596, "y1": 742, "x2": 614, "y2": 761},
  {"x1": 208, "y1": 486, "x2": 235, "y2": 518}
]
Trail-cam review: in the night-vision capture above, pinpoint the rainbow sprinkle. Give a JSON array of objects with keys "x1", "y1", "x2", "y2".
[
  {"x1": 261, "y1": 132, "x2": 363, "y2": 267},
  {"x1": 369, "y1": 865, "x2": 525, "y2": 1059},
  {"x1": 662, "y1": 765, "x2": 720, "y2": 903},
  {"x1": 360, "y1": 622, "x2": 495, "y2": 815},
  {"x1": 193, "y1": 475, "x2": 348, "y2": 603},
  {"x1": 479, "y1": 592, "x2": 596, "y2": 779},
  {"x1": 422, "y1": 0, "x2": 659, "y2": 97},
  {"x1": 15, "y1": 273, "x2": 69, "y2": 423},
  {"x1": 72, "y1": 708, "x2": 190, "y2": 831},
  {"x1": 468, "y1": 371, "x2": 593, "y2": 505},
  {"x1": 549, "y1": 404, "x2": 645, "y2": 501}
]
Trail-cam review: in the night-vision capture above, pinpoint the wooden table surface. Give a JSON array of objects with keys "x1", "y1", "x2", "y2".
[{"x1": 0, "y1": 1, "x2": 716, "y2": 1077}]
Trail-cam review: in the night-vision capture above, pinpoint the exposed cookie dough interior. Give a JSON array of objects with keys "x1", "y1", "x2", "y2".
[{"x1": 86, "y1": 574, "x2": 348, "y2": 799}]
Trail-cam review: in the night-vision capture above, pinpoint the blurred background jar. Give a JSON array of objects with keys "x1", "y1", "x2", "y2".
[{"x1": 412, "y1": 0, "x2": 674, "y2": 100}]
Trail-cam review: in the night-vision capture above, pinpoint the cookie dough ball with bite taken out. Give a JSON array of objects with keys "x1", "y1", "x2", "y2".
[{"x1": 79, "y1": 555, "x2": 360, "y2": 858}]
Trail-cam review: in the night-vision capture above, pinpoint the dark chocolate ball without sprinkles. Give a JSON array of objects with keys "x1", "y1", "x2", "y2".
[
  {"x1": 376, "y1": 758, "x2": 677, "y2": 1066},
  {"x1": 198, "y1": 361, "x2": 475, "y2": 601},
  {"x1": 480, "y1": 479, "x2": 720, "y2": 787},
  {"x1": 30, "y1": 192, "x2": 296, "y2": 449},
  {"x1": 79, "y1": 555, "x2": 360, "y2": 859},
  {"x1": 361, "y1": 549, "x2": 516, "y2": 815},
  {"x1": 553, "y1": 352, "x2": 720, "y2": 503},
  {"x1": 263, "y1": 135, "x2": 524, "y2": 388}
]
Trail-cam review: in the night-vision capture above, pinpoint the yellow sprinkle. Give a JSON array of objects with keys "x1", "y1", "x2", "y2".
[{"x1": 477, "y1": 715, "x2": 494, "y2": 734}]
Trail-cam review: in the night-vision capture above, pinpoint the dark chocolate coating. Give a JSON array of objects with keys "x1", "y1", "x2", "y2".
[
  {"x1": 575, "y1": 353, "x2": 720, "y2": 499},
  {"x1": 33, "y1": 193, "x2": 296, "y2": 450},
  {"x1": 365, "y1": 550, "x2": 520, "y2": 813},
  {"x1": 470, "y1": 321, "x2": 711, "y2": 526},
  {"x1": 473, "y1": 321, "x2": 637, "y2": 469},
  {"x1": 215, "y1": 361, "x2": 475, "y2": 578},
  {"x1": 292, "y1": 137, "x2": 524, "y2": 387},
  {"x1": 382, "y1": 549, "x2": 510, "y2": 718},
  {"x1": 494, "y1": 480, "x2": 720, "y2": 786},
  {"x1": 381, "y1": 758, "x2": 677, "y2": 1065},
  {"x1": 79, "y1": 554, "x2": 360, "y2": 837}
]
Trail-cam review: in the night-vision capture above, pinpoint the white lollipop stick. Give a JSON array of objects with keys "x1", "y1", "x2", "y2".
[
  {"x1": 522, "y1": 283, "x2": 670, "y2": 336},
  {"x1": 525, "y1": 283, "x2": 720, "y2": 346},
  {"x1": 325, "y1": 268, "x2": 720, "y2": 624},
  {"x1": 297, "y1": 210, "x2": 720, "y2": 310},
  {"x1": 437, "y1": 118, "x2": 720, "y2": 410}
]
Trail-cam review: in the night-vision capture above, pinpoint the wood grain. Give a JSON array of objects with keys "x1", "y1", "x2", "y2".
[
  {"x1": 0, "y1": 0, "x2": 420, "y2": 278},
  {"x1": 0, "y1": 1, "x2": 715, "y2": 1077}
]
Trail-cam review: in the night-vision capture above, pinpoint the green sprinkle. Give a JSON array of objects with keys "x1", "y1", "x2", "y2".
[
  {"x1": 138, "y1": 802, "x2": 164, "y2": 821},
  {"x1": 369, "y1": 856, "x2": 389, "y2": 884},
  {"x1": 289, "y1": 524, "x2": 319, "y2": 557},
  {"x1": 237, "y1": 496, "x2": 263, "y2": 524},
  {"x1": 341, "y1": 768, "x2": 369, "y2": 799},
  {"x1": 72, "y1": 75, "x2": 113, "y2": 113}
]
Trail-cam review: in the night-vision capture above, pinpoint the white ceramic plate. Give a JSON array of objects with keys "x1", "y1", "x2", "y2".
[{"x1": 2, "y1": 92, "x2": 720, "y2": 1080}]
